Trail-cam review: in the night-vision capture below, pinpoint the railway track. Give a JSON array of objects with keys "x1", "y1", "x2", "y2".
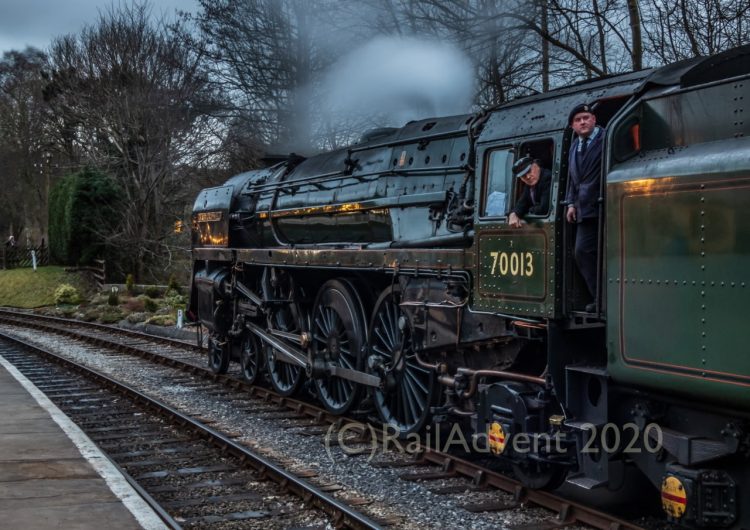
[
  {"x1": 0, "y1": 308, "x2": 649, "y2": 529},
  {"x1": 0, "y1": 330, "x2": 383, "y2": 529}
]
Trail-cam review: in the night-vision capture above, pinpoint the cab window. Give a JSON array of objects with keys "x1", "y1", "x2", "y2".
[
  {"x1": 482, "y1": 148, "x2": 514, "y2": 217},
  {"x1": 612, "y1": 110, "x2": 642, "y2": 162}
]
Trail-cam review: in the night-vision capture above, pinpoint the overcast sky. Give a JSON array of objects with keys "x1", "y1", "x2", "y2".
[{"x1": 0, "y1": 0, "x2": 199, "y2": 55}]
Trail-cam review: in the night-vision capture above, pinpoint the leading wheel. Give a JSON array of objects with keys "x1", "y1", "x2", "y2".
[
  {"x1": 311, "y1": 279, "x2": 367, "y2": 415},
  {"x1": 367, "y1": 285, "x2": 436, "y2": 436},
  {"x1": 208, "y1": 333, "x2": 230, "y2": 374}
]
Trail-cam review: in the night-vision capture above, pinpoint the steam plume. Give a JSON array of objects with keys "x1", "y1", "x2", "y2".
[{"x1": 320, "y1": 36, "x2": 475, "y2": 126}]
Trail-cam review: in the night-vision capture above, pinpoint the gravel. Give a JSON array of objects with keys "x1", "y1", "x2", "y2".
[{"x1": 0, "y1": 324, "x2": 587, "y2": 529}]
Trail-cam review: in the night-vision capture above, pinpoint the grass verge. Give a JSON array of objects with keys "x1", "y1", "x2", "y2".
[{"x1": 0, "y1": 266, "x2": 90, "y2": 308}]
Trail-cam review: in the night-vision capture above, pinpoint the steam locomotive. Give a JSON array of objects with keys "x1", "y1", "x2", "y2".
[{"x1": 189, "y1": 45, "x2": 750, "y2": 527}]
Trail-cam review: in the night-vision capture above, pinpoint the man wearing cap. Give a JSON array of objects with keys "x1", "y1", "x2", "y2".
[
  {"x1": 565, "y1": 103, "x2": 604, "y2": 312},
  {"x1": 508, "y1": 157, "x2": 551, "y2": 228}
]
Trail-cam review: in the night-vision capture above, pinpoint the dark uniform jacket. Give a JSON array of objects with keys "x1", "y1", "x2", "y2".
[
  {"x1": 565, "y1": 125, "x2": 604, "y2": 221},
  {"x1": 513, "y1": 169, "x2": 552, "y2": 218}
]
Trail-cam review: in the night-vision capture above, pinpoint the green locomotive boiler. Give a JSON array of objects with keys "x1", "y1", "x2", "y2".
[{"x1": 189, "y1": 45, "x2": 750, "y2": 527}]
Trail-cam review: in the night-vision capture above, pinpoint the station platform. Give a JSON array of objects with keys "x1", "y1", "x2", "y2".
[{"x1": 0, "y1": 354, "x2": 167, "y2": 530}]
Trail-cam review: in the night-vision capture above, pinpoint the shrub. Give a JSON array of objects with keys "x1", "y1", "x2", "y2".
[
  {"x1": 164, "y1": 288, "x2": 186, "y2": 309},
  {"x1": 48, "y1": 168, "x2": 121, "y2": 265},
  {"x1": 167, "y1": 274, "x2": 182, "y2": 294},
  {"x1": 99, "y1": 307, "x2": 123, "y2": 324},
  {"x1": 90, "y1": 292, "x2": 110, "y2": 305},
  {"x1": 164, "y1": 287, "x2": 179, "y2": 298},
  {"x1": 144, "y1": 286, "x2": 161, "y2": 298},
  {"x1": 143, "y1": 297, "x2": 158, "y2": 313},
  {"x1": 146, "y1": 314, "x2": 176, "y2": 326},
  {"x1": 56, "y1": 305, "x2": 77, "y2": 317},
  {"x1": 81, "y1": 308, "x2": 100, "y2": 322},
  {"x1": 126, "y1": 312, "x2": 149, "y2": 324},
  {"x1": 54, "y1": 284, "x2": 80, "y2": 305},
  {"x1": 48, "y1": 176, "x2": 76, "y2": 264},
  {"x1": 123, "y1": 297, "x2": 145, "y2": 312},
  {"x1": 125, "y1": 274, "x2": 135, "y2": 295}
]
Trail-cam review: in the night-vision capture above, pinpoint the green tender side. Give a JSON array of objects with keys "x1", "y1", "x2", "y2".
[{"x1": 607, "y1": 138, "x2": 750, "y2": 408}]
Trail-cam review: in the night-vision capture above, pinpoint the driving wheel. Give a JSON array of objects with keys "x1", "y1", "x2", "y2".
[
  {"x1": 264, "y1": 270, "x2": 307, "y2": 396},
  {"x1": 311, "y1": 279, "x2": 367, "y2": 414},
  {"x1": 367, "y1": 285, "x2": 436, "y2": 436}
]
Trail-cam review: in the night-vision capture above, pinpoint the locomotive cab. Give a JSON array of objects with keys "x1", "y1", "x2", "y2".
[
  {"x1": 470, "y1": 73, "x2": 654, "y2": 490},
  {"x1": 472, "y1": 81, "x2": 646, "y2": 325}
]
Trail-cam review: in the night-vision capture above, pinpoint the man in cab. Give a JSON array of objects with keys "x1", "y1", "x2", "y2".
[{"x1": 508, "y1": 156, "x2": 551, "y2": 228}]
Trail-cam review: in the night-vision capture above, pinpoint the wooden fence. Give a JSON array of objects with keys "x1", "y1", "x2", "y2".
[
  {"x1": 1, "y1": 245, "x2": 50, "y2": 270},
  {"x1": 64, "y1": 260, "x2": 107, "y2": 290}
]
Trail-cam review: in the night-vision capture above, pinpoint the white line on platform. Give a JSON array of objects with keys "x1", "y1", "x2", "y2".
[{"x1": 0, "y1": 354, "x2": 169, "y2": 530}]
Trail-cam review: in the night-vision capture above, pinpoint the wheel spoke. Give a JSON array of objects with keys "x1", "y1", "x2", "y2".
[
  {"x1": 381, "y1": 307, "x2": 396, "y2": 347},
  {"x1": 402, "y1": 380, "x2": 416, "y2": 426},
  {"x1": 339, "y1": 353, "x2": 354, "y2": 370},
  {"x1": 399, "y1": 384, "x2": 410, "y2": 426},
  {"x1": 320, "y1": 307, "x2": 330, "y2": 333},
  {"x1": 241, "y1": 335, "x2": 260, "y2": 383},
  {"x1": 288, "y1": 363, "x2": 298, "y2": 387},
  {"x1": 403, "y1": 370, "x2": 427, "y2": 412},
  {"x1": 282, "y1": 362, "x2": 291, "y2": 387},
  {"x1": 337, "y1": 377, "x2": 348, "y2": 404},
  {"x1": 311, "y1": 280, "x2": 367, "y2": 414},
  {"x1": 265, "y1": 273, "x2": 306, "y2": 397},
  {"x1": 314, "y1": 315, "x2": 327, "y2": 337},
  {"x1": 404, "y1": 365, "x2": 430, "y2": 396},
  {"x1": 405, "y1": 356, "x2": 430, "y2": 375},
  {"x1": 369, "y1": 289, "x2": 435, "y2": 434},
  {"x1": 372, "y1": 344, "x2": 391, "y2": 358},
  {"x1": 374, "y1": 326, "x2": 392, "y2": 352}
]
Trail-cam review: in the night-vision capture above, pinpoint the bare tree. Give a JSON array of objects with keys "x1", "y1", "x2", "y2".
[
  {"x1": 642, "y1": 0, "x2": 750, "y2": 63},
  {"x1": 44, "y1": 2, "x2": 218, "y2": 280},
  {"x1": 0, "y1": 47, "x2": 53, "y2": 243},
  {"x1": 406, "y1": 0, "x2": 648, "y2": 90},
  {"x1": 627, "y1": 0, "x2": 643, "y2": 70},
  {"x1": 190, "y1": 0, "x2": 334, "y2": 152}
]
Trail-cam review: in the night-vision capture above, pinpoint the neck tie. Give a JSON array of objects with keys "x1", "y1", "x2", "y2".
[{"x1": 581, "y1": 137, "x2": 589, "y2": 154}]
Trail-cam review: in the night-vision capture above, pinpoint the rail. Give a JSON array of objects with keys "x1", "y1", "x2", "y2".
[{"x1": 0, "y1": 329, "x2": 383, "y2": 530}]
